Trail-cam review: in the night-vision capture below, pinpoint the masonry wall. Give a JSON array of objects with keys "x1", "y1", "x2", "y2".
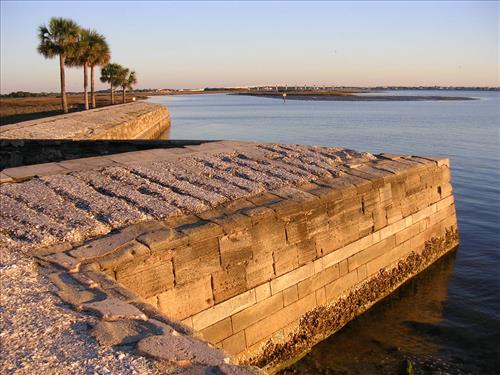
[
  {"x1": 88, "y1": 155, "x2": 458, "y2": 369},
  {"x1": 0, "y1": 102, "x2": 170, "y2": 140}
]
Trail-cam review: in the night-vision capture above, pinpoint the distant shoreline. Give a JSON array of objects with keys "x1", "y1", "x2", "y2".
[{"x1": 235, "y1": 93, "x2": 478, "y2": 101}]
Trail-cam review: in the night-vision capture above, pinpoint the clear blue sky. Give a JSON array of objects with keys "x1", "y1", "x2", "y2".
[{"x1": 1, "y1": 1, "x2": 498, "y2": 93}]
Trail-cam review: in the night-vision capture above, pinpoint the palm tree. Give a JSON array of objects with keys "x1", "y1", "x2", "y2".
[
  {"x1": 116, "y1": 67, "x2": 137, "y2": 104},
  {"x1": 66, "y1": 29, "x2": 110, "y2": 110},
  {"x1": 88, "y1": 33, "x2": 110, "y2": 109},
  {"x1": 100, "y1": 63, "x2": 122, "y2": 105},
  {"x1": 38, "y1": 17, "x2": 80, "y2": 113}
]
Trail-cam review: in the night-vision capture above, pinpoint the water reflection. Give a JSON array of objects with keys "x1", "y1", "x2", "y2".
[{"x1": 281, "y1": 251, "x2": 458, "y2": 374}]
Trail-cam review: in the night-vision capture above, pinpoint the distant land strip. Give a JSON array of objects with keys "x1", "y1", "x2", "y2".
[{"x1": 236, "y1": 92, "x2": 477, "y2": 101}]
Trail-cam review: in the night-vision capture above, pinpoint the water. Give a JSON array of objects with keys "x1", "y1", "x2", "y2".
[{"x1": 148, "y1": 91, "x2": 500, "y2": 374}]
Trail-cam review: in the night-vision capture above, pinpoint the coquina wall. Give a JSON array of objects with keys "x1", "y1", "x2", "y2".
[
  {"x1": 80, "y1": 154, "x2": 458, "y2": 371},
  {"x1": 0, "y1": 102, "x2": 169, "y2": 140}
]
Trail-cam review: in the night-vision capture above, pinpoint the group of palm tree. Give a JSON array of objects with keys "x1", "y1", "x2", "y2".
[{"x1": 37, "y1": 17, "x2": 137, "y2": 113}]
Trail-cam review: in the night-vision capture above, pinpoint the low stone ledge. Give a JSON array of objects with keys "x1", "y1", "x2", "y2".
[{"x1": 0, "y1": 102, "x2": 170, "y2": 140}]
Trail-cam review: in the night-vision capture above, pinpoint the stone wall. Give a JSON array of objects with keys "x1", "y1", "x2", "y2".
[
  {"x1": 78, "y1": 155, "x2": 458, "y2": 370},
  {"x1": 0, "y1": 102, "x2": 169, "y2": 140}
]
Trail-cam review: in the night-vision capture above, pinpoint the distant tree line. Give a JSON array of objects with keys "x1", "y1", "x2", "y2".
[
  {"x1": 1, "y1": 91, "x2": 52, "y2": 98},
  {"x1": 37, "y1": 17, "x2": 137, "y2": 113}
]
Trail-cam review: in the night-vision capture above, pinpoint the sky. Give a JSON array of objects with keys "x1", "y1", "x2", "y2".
[{"x1": 1, "y1": 1, "x2": 498, "y2": 93}]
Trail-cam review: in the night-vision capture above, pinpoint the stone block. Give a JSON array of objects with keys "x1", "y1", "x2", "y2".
[
  {"x1": 315, "y1": 230, "x2": 342, "y2": 256},
  {"x1": 283, "y1": 285, "x2": 298, "y2": 306},
  {"x1": 270, "y1": 262, "x2": 314, "y2": 294},
  {"x1": 247, "y1": 253, "x2": 274, "y2": 290},
  {"x1": 305, "y1": 206, "x2": 329, "y2": 237},
  {"x1": 395, "y1": 222, "x2": 421, "y2": 245},
  {"x1": 212, "y1": 265, "x2": 248, "y2": 304},
  {"x1": 83, "y1": 298, "x2": 148, "y2": 321},
  {"x1": 99, "y1": 240, "x2": 151, "y2": 271},
  {"x1": 250, "y1": 218, "x2": 286, "y2": 256},
  {"x1": 192, "y1": 289, "x2": 256, "y2": 331},
  {"x1": 210, "y1": 213, "x2": 252, "y2": 235},
  {"x1": 244, "y1": 293, "x2": 316, "y2": 347},
  {"x1": 158, "y1": 275, "x2": 214, "y2": 321},
  {"x1": 316, "y1": 287, "x2": 327, "y2": 306},
  {"x1": 366, "y1": 240, "x2": 412, "y2": 275},
  {"x1": 437, "y1": 195, "x2": 455, "y2": 212},
  {"x1": 231, "y1": 293, "x2": 283, "y2": 333},
  {"x1": 136, "y1": 227, "x2": 187, "y2": 252},
  {"x1": 285, "y1": 217, "x2": 308, "y2": 245},
  {"x1": 273, "y1": 246, "x2": 299, "y2": 276},
  {"x1": 372, "y1": 207, "x2": 388, "y2": 231},
  {"x1": 70, "y1": 231, "x2": 138, "y2": 259},
  {"x1": 361, "y1": 190, "x2": 380, "y2": 213},
  {"x1": 325, "y1": 270, "x2": 359, "y2": 302},
  {"x1": 296, "y1": 239, "x2": 316, "y2": 265},
  {"x1": 201, "y1": 317, "x2": 233, "y2": 344},
  {"x1": 255, "y1": 282, "x2": 271, "y2": 302},
  {"x1": 222, "y1": 331, "x2": 247, "y2": 355},
  {"x1": 178, "y1": 220, "x2": 223, "y2": 244},
  {"x1": 357, "y1": 264, "x2": 368, "y2": 281},
  {"x1": 116, "y1": 253, "x2": 174, "y2": 298},
  {"x1": 173, "y1": 237, "x2": 220, "y2": 285},
  {"x1": 386, "y1": 205, "x2": 403, "y2": 225},
  {"x1": 219, "y1": 231, "x2": 253, "y2": 267},
  {"x1": 347, "y1": 236, "x2": 396, "y2": 272}
]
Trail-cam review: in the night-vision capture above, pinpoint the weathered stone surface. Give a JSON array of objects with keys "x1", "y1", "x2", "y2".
[
  {"x1": 91, "y1": 319, "x2": 170, "y2": 346},
  {"x1": 137, "y1": 334, "x2": 227, "y2": 366},
  {"x1": 158, "y1": 276, "x2": 214, "y2": 321},
  {"x1": 0, "y1": 102, "x2": 169, "y2": 140},
  {"x1": 82, "y1": 298, "x2": 148, "y2": 321}
]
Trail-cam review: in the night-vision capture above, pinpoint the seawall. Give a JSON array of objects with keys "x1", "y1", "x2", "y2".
[
  {"x1": 0, "y1": 141, "x2": 458, "y2": 373},
  {"x1": 0, "y1": 102, "x2": 169, "y2": 140}
]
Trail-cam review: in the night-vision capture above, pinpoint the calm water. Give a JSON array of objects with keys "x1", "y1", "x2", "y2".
[{"x1": 149, "y1": 91, "x2": 500, "y2": 374}]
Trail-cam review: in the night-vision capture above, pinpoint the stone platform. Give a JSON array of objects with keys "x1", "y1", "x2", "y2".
[
  {"x1": 0, "y1": 141, "x2": 458, "y2": 373},
  {"x1": 0, "y1": 102, "x2": 169, "y2": 140}
]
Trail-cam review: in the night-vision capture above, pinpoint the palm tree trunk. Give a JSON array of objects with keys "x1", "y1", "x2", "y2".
[
  {"x1": 83, "y1": 62, "x2": 89, "y2": 110},
  {"x1": 122, "y1": 87, "x2": 126, "y2": 104},
  {"x1": 59, "y1": 54, "x2": 68, "y2": 113},
  {"x1": 111, "y1": 84, "x2": 115, "y2": 105},
  {"x1": 90, "y1": 65, "x2": 96, "y2": 109}
]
